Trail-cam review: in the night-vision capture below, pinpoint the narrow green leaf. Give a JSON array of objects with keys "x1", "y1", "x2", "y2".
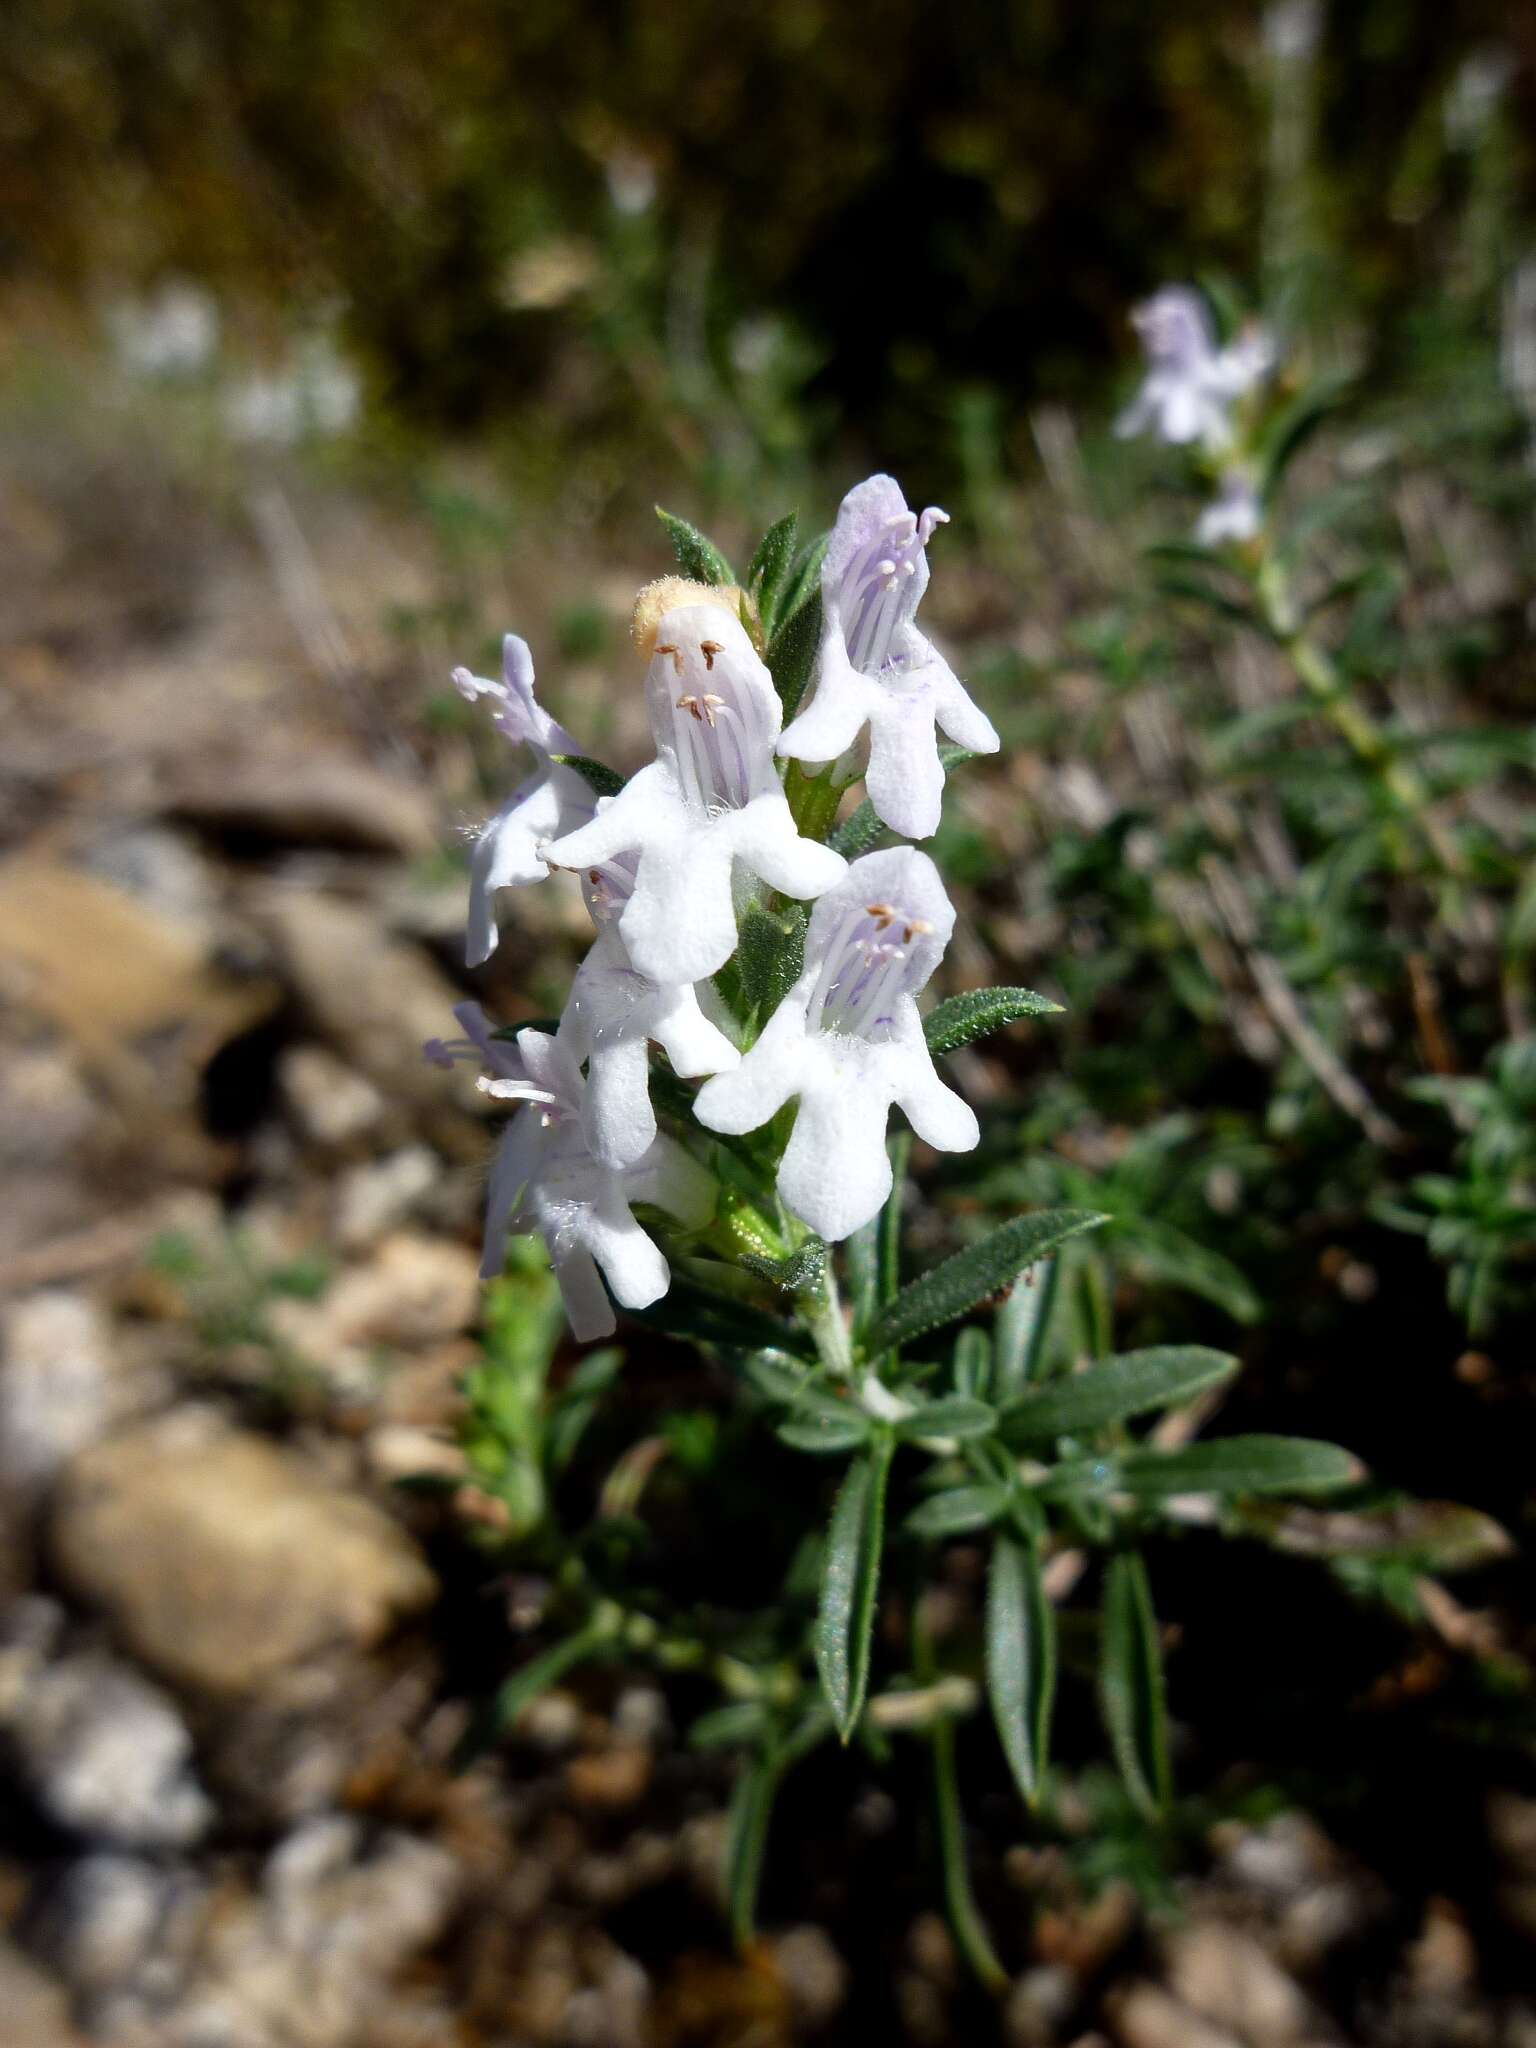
[
  {"x1": 924, "y1": 986, "x2": 1063, "y2": 1056},
  {"x1": 930, "y1": 1712, "x2": 1008, "y2": 1993},
  {"x1": 999, "y1": 1346, "x2": 1238, "y2": 1446},
  {"x1": 740, "y1": 1349, "x2": 816, "y2": 1404},
  {"x1": 953, "y1": 1326, "x2": 992, "y2": 1400},
  {"x1": 1117, "y1": 1434, "x2": 1362, "y2": 1498},
  {"x1": 549, "y1": 752, "x2": 625, "y2": 798},
  {"x1": 814, "y1": 1439, "x2": 894, "y2": 1740},
  {"x1": 1258, "y1": 372, "x2": 1354, "y2": 504},
  {"x1": 777, "y1": 531, "x2": 829, "y2": 625},
  {"x1": 895, "y1": 1395, "x2": 997, "y2": 1442},
  {"x1": 906, "y1": 1483, "x2": 1008, "y2": 1538},
  {"x1": 1153, "y1": 570, "x2": 1259, "y2": 627},
  {"x1": 986, "y1": 1534, "x2": 1056, "y2": 1809},
  {"x1": 627, "y1": 1285, "x2": 816, "y2": 1359},
  {"x1": 778, "y1": 1411, "x2": 872, "y2": 1455},
  {"x1": 1098, "y1": 1551, "x2": 1170, "y2": 1819},
  {"x1": 878, "y1": 1130, "x2": 911, "y2": 1312},
  {"x1": 867, "y1": 1210, "x2": 1107, "y2": 1357},
  {"x1": 454, "y1": 1619, "x2": 612, "y2": 1766},
  {"x1": 723, "y1": 1706, "x2": 832, "y2": 1946},
  {"x1": 1141, "y1": 537, "x2": 1230, "y2": 570},
  {"x1": 746, "y1": 511, "x2": 798, "y2": 632},
  {"x1": 827, "y1": 793, "x2": 885, "y2": 859},
  {"x1": 724, "y1": 1747, "x2": 779, "y2": 1947},
  {"x1": 783, "y1": 1384, "x2": 864, "y2": 1425},
  {"x1": 656, "y1": 506, "x2": 735, "y2": 585},
  {"x1": 734, "y1": 901, "x2": 808, "y2": 1016},
  {"x1": 766, "y1": 587, "x2": 823, "y2": 720},
  {"x1": 1115, "y1": 1218, "x2": 1263, "y2": 1325},
  {"x1": 846, "y1": 1218, "x2": 880, "y2": 1335},
  {"x1": 993, "y1": 1256, "x2": 1058, "y2": 1400},
  {"x1": 689, "y1": 1701, "x2": 770, "y2": 1750}
]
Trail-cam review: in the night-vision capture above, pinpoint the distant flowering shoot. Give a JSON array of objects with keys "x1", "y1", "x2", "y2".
[
  {"x1": 545, "y1": 596, "x2": 845, "y2": 984},
  {"x1": 475, "y1": 1025, "x2": 714, "y2": 1341},
  {"x1": 1117, "y1": 285, "x2": 1274, "y2": 455},
  {"x1": 778, "y1": 474, "x2": 999, "y2": 841},
  {"x1": 695, "y1": 848, "x2": 978, "y2": 1240},
  {"x1": 456, "y1": 636, "x2": 596, "y2": 966}
]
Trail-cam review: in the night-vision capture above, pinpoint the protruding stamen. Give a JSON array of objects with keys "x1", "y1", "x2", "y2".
[{"x1": 479, "y1": 1074, "x2": 561, "y2": 1111}]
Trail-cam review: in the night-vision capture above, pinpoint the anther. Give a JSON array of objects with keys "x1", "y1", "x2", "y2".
[
  {"x1": 677, "y1": 693, "x2": 705, "y2": 721},
  {"x1": 655, "y1": 642, "x2": 684, "y2": 675},
  {"x1": 864, "y1": 902, "x2": 896, "y2": 927},
  {"x1": 700, "y1": 640, "x2": 723, "y2": 670}
]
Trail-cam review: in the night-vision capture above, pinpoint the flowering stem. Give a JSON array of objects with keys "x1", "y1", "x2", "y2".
[{"x1": 1255, "y1": 552, "x2": 1465, "y2": 880}]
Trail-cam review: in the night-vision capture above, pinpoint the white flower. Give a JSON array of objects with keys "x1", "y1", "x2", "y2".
[
  {"x1": 777, "y1": 474, "x2": 999, "y2": 842},
  {"x1": 466, "y1": 1016, "x2": 715, "y2": 1341},
  {"x1": 106, "y1": 280, "x2": 220, "y2": 381},
  {"x1": 543, "y1": 604, "x2": 845, "y2": 985},
  {"x1": 455, "y1": 635, "x2": 597, "y2": 967},
  {"x1": 1196, "y1": 469, "x2": 1263, "y2": 547},
  {"x1": 558, "y1": 848, "x2": 740, "y2": 1170},
  {"x1": 694, "y1": 847, "x2": 979, "y2": 1241},
  {"x1": 1116, "y1": 287, "x2": 1274, "y2": 454}
]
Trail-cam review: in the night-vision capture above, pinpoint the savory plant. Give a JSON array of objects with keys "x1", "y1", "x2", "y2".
[{"x1": 429, "y1": 451, "x2": 1487, "y2": 1975}]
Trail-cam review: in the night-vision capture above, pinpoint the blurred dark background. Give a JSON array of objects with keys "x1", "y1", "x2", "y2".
[{"x1": 6, "y1": 0, "x2": 1532, "y2": 487}]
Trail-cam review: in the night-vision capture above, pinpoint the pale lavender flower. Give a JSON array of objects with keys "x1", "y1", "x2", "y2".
[
  {"x1": 1116, "y1": 287, "x2": 1274, "y2": 453},
  {"x1": 469, "y1": 1019, "x2": 715, "y2": 1341},
  {"x1": 778, "y1": 475, "x2": 999, "y2": 841},
  {"x1": 456, "y1": 634, "x2": 596, "y2": 967},
  {"x1": 694, "y1": 847, "x2": 978, "y2": 1241},
  {"x1": 1196, "y1": 470, "x2": 1264, "y2": 547},
  {"x1": 544, "y1": 604, "x2": 845, "y2": 986},
  {"x1": 557, "y1": 847, "x2": 740, "y2": 1170}
]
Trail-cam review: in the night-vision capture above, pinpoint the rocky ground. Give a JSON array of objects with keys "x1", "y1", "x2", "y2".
[{"x1": 3, "y1": 375, "x2": 1536, "y2": 2046}]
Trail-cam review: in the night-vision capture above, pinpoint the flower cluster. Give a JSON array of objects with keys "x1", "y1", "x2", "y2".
[
  {"x1": 433, "y1": 477, "x2": 989, "y2": 1337},
  {"x1": 1117, "y1": 284, "x2": 1277, "y2": 545}
]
